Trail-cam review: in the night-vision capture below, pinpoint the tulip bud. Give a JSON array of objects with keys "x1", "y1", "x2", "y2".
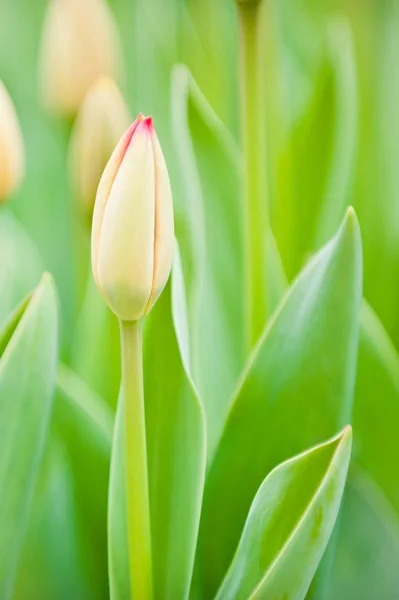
[
  {"x1": 69, "y1": 77, "x2": 130, "y2": 222},
  {"x1": 91, "y1": 114, "x2": 174, "y2": 321},
  {"x1": 39, "y1": 0, "x2": 123, "y2": 117},
  {"x1": 0, "y1": 80, "x2": 24, "y2": 203}
]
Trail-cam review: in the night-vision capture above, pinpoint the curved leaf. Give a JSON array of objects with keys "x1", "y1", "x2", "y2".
[
  {"x1": 54, "y1": 364, "x2": 114, "y2": 598},
  {"x1": 171, "y1": 65, "x2": 245, "y2": 455},
  {"x1": 216, "y1": 427, "x2": 352, "y2": 600},
  {"x1": 171, "y1": 66, "x2": 286, "y2": 455},
  {"x1": 194, "y1": 208, "x2": 362, "y2": 596},
  {"x1": 0, "y1": 273, "x2": 58, "y2": 599}
]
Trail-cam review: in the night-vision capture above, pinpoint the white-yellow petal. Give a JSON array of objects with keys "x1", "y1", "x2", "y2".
[
  {"x1": 146, "y1": 127, "x2": 175, "y2": 313},
  {"x1": 97, "y1": 120, "x2": 155, "y2": 320}
]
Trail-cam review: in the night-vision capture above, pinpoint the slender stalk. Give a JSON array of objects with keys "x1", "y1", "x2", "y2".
[
  {"x1": 119, "y1": 319, "x2": 153, "y2": 600},
  {"x1": 238, "y1": 0, "x2": 268, "y2": 348}
]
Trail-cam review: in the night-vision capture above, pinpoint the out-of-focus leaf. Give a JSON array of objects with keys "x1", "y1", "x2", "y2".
[
  {"x1": 216, "y1": 427, "x2": 352, "y2": 600},
  {"x1": 171, "y1": 66, "x2": 286, "y2": 455},
  {"x1": 171, "y1": 66, "x2": 245, "y2": 458},
  {"x1": 13, "y1": 440, "x2": 96, "y2": 600},
  {"x1": 71, "y1": 270, "x2": 121, "y2": 409},
  {"x1": 108, "y1": 250, "x2": 207, "y2": 600},
  {"x1": 54, "y1": 364, "x2": 114, "y2": 598},
  {"x1": 182, "y1": 0, "x2": 238, "y2": 130},
  {"x1": 0, "y1": 273, "x2": 58, "y2": 599},
  {"x1": 349, "y1": 2, "x2": 399, "y2": 346},
  {"x1": 352, "y1": 302, "x2": 399, "y2": 512},
  {"x1": 273, "y1": 17, "x2": 357, "y2": 280},
  {"x1": 326, "y1": 469, "x2": 399, "y2": 600},
  {"x1": 0, "y1": 211, "x2": 42, "y2": 328},
  {"x1": 194, "y1": 209, "x2": 362, "y2": 597},
  {"x1": 315, "y1": 18, "x2": 357, "y2": 246}
]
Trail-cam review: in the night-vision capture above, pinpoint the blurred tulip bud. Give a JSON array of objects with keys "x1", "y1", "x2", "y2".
[
  {"x1": 39, "y1": 0, "x2": 124, "y2": 117},
  {"x1": 92, "y1": 114, "x2": 174, "y2": 321},
  {"x1": 0, "y1": 81, "x2": 24, "y2": 203},
  {"x1": 69, "y1": 77, "x2": 130, "y2": 222}
]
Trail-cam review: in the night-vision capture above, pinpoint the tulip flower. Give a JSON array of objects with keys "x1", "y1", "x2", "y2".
[
  {"x1": 0, "y1": 80, "x2": 24, "y2": 203},
  {"x1": 91, "y1": 114, "x2": 174, "y2": 321},
  {"x1": 69, "y1": 77, "x2": 130, "y2": 222},
  {"x1": 39, "y1": 0, "x2": 123, "y2": 117}
]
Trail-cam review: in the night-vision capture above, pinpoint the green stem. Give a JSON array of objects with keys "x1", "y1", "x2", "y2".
[
  {"x1": 119, "y1": 319, "x2": 153, "y2": 600},
  {"x1": 238, "y1": 0, "x2": 268, "y2": 349}
]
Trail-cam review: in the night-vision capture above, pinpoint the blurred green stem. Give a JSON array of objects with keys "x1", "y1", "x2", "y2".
[
  {"x1": 238, "y1": 0, "x2": 268, "y2": 348},
  {"x1": 119, "y1": 320, "x2": 153, "y2": 600}
]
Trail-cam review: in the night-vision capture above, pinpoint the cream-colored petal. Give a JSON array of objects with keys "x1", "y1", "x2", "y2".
[
  {"x1": 145, "y1": 126, "x2": 175, "y2": 313},
  {"x1": 97, "y1": 119, "x2": 155, "y2": 320},
  {"x1": 91, "y1": 116, "x2": 142, "y2": 289}
]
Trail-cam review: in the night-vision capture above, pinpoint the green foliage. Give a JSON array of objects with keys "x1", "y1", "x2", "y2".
[
  {"x1": 216, "y1": 428, "x2": 352, "y2": 600},
  {"x1": 1, "y1": 0, "x2": 398, "y2": 598},
  {"x1": 194, "y1": 209, "x2": 362, "y2": 596},
  {"x1": 0, "y1": 274, "x2": 58, "y2": 599}
]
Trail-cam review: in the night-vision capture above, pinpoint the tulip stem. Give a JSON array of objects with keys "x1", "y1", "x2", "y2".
[
  {"x1": 119, "y1": 319, "x2": 153, "y2": 600},
  {"x1": 238, "y1": 0, "x2": 268, "y2": 349}
]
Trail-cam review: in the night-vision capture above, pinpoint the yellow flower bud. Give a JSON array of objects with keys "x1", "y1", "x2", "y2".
[
  {"x1": 39, "y1": 0, "x2": 123, "y2": 117},
  {"x1": 69, "y1": 77, "x2": 130, "y2": 222},
  {"x1": 0, "y1": 81, "x2": 24, "y2": 203},
  {"x1": 91, "y1": 114, "x2": 174, "y2": 321}
]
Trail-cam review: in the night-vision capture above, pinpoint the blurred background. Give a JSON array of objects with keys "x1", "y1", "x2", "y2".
[
  {"x1": 1, "y1": 0, "x2": 399, "y2": 598},
  {"x1": 1, "y1": 0, "x2": 399, "y2": 350}
]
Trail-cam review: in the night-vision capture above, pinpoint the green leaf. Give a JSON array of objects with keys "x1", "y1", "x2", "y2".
[
  {"x1": 171, "y1": 66, "x2": 287, "y2": 455},
  {"x1": 108, "y1": 248, "x2": 207, "y2": 600},
  {"x1": 171, "y1": 65, "x2": 245, "y2": 455},
  {"x1": 194, "y1": 208, "x2": 362, "y2": 597},
  {"x1": 0, "y1": 211, "x2": 42, "y2": 328},
  {"x1": 0, "y1": 273, "x2": 58, "y2": 599},
  {"x1": 273, "y1": 18, "x2": 357, "y2": 280},
  {"x1": 314, "y1": 18, "x2": 357, "y2": 246},
  {"x1": 13, "y1": 439, "x2": 98, "y2": 600},
  {"x1": 54, "y1": 364, "x2": 114, "y2": 598},
  {"x1": 326, "y1": 469, "x2": 399, "y2": 599},
  {"x1": 216, "y1": 427, "x2": 352, "y2": 600}
]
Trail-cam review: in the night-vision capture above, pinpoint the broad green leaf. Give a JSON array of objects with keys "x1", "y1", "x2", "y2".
[
  {"x1": 0, "y1": 211, "x2": 42, "y2": 328},
  {"x1": 13, "y1": 439, "x2": 97, "y2": 600},
  {"x1": 108, "y1": 251, "x2": 207, "y2": 600},
  {"x1": 71, "y1": 270, "x2": 121, "y2": 409},
  {"x1": 171, "y1": 66, "x2": 245, "y2": 458},
  {"x1": 216, "y1": 427, "x2": 352, "y2": 600},
  {"x1": 352, "y1": 302, "x2": 399, "y2": 511},
  {"x1": 171, "y1": 66, "x2": 286, "y2": 455},
  {"x1": 326, "y1": 469, "x2": 399, "y2": 600},
  {"x1": 54, "y1": 364, "x2": 114, "y2": 598},
  {"x1": 0, "y1": 273, "x2": 58, "y2": 599},
  {"x1": 194, "y1": 209, "x2": 362, "y2": 597}
]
